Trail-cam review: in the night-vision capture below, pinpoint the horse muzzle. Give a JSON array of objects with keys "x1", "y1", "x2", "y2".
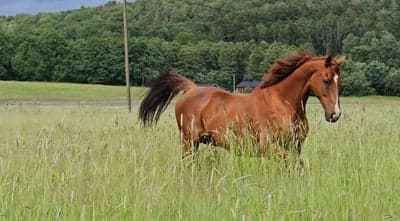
[{"x1": 325, "y1": 111, "x2": 341, "y2": 123}]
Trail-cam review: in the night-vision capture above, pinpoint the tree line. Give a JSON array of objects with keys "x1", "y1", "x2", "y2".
[{"x1": 0, "y1": 0, "x2": 399, "y2": 96}]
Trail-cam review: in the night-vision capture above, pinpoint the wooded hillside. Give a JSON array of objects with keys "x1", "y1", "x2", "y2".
[{"x1": 0, "y1": 0, "x2": 399, "y2": 95}]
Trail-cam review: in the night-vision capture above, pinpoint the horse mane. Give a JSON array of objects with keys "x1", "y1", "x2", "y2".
[{"x1": 260, "y1": 51, "x2": 315, "y2": 88}]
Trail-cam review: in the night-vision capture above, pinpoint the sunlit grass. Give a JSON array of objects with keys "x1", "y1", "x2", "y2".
[
  {"x1": 0, "y1": 81, "x2": 146, "y2": 103},
  {"x1": 0, "y1": 85, "x2": 399, "y2": 220}
]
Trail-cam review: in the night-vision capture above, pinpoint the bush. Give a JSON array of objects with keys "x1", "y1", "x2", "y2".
[
  {"x1": 365, "y1": 61, "x2": 389, "y2": 95},
  {"x1": 385, "y1": 68, "x2": 400, "y2": 96},
  {"x1": 341, "y1": 60, "x2": 375, "y2": 96}
]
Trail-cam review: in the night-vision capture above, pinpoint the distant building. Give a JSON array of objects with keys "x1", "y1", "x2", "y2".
[{"x1": 236, "y1": 80, "x2": 261, "y2": 93}]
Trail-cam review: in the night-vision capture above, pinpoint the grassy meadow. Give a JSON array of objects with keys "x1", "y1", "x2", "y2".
[
  {"x1": 0, "y1": 81, "x2": 146, "y2": 105},
  {"x1": 0, "y1": 81, "x2": 399, "y2": 220}
]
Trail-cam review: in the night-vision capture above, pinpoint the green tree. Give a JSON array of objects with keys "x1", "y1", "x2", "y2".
[
  {"x1": 129, "y1": 39, "x2": 164, "y2": 86},
  {"x1": 1, "y1": 0, "x2": 399, "y2": 96},
  {"x1": 216, "y1": 42, "x2": 240, "y2": 88},
  {"x1": 177, "y1": 41, "x2": 217, "y2": 81},
  {"x1": 368, "y1": 31, "x2": 400, "y2": 68},
  {"x1": 64, "y1": 38, "x2": 124, "y2": 84},
  {"x1": 38, "y1": 31, "x2": 69, "y2": 81},
  {"x1": 341, "y1": 60, "x2": 374, "y2": 96},
  {"x1": 173, "y1": 32, "x2": 197, "y2": 45},
  {"x1": 245, "y1": 42, "x2": 295, "y2": 80},
  {"x1": 203, "y1": 70, "x2": 232, "y2": 90},
  {"x1": 245, "y1": 41, "x2": 269, "y2": 80},
  {"x1": 160, "y1": 41, "x2": 181, "y2": 70},
  {"x1": 58, "y1": 39, "x2": 89, "y2": 83},
  {"x1": 365, "y1": 61, "x2": 389, "y2": 95},
  {"x1": 343, "y1": 31, "x2": 400, "y2": 68},
  {"x1": 13, "y1": 40, "x2": 46, "y2": 81},
  {"x1": 384, "y1": 68, "x2": 400, "y2": 96},
  {"x1": 0, "y1": 32, "x2": 14, "y2": 80}
]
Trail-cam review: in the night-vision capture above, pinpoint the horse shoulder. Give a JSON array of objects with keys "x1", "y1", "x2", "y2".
[{"x1": 241, "y1": 91, "x2": 282, "y2": 125}]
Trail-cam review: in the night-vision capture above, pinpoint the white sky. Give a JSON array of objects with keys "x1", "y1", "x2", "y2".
[{"x1": 0, "y1": 0, "x2": 113, "y2": 16}]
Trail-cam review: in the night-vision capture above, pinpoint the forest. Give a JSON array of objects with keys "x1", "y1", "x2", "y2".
[{"x1": 0, "y1": 0, "x2": 399, "y2": 96}]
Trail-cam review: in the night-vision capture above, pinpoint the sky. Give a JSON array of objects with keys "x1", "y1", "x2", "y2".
[{"x1": 0, "y1": 0, "x2": 112, "y2": 16}]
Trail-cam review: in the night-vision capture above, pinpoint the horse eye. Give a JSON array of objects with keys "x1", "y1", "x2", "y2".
[{"x1": 323, "y1": 79, "x2": 332, "y2": 84}]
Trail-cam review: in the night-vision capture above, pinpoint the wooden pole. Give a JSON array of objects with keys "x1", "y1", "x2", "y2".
[
  {"x1": 123, "y1": 0, "x2": 131, "y2": 112},
  {"x1": 232, "y1": 73, "x2": 235, "y2": 92}
]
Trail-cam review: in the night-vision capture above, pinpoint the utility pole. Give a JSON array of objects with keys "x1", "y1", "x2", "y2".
[
  {"x1": 232, "y1": 73, "x2": 236, "y2": 93},
  {"x1": 123, "y1": 0, "x2": 131, "y2": 112}
]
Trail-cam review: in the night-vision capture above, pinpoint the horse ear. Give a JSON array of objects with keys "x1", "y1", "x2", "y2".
[
  {"x1": 336, "y1": 56, "x2": 346, "y2": 65},
  {"x1": 325, "y1": 55, "x2": 333, "y2": 67}
]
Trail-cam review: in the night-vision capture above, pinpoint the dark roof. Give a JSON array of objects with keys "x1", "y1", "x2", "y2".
[
  {"x1": 197, "y1": 83, "x2": 220, "y2": 88},
  {"x1": 236, "y1": 80, "x2": 261, "y2": 88}
]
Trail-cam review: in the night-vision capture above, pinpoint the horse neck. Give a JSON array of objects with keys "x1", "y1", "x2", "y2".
[{"x1": 270, "y1": 61, "x2": 318, "y2": 117}]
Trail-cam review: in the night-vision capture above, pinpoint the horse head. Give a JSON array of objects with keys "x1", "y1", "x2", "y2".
[{"x1": 309, "y1": 55, "x2": 346, "y2": 122}]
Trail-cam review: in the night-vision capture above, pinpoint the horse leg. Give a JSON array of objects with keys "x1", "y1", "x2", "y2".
[
  {"x1": 177, "y1": 113, "x2": 192, "y2": 159},
  {"x1": 279, "y1": 141, "x2": 304, "y2": 171},
  {"x1": 181, "y1": 138, "x2": 198, "y2": 159},
  {"x1": 259, "y1": 130, "x2": 280, "y2": 158},
  {"x1": 294, "y1": 123, "x2": 308, "y2": 168},
  {"x1": 180, "y1": 121, "x2": 202, "y2": 160},
  {"x1": 294, "y1": 140, "x2": 304, "y2": 169},
  {"x1": 259, "y1": 131, "x2": 269, "y2": 157}
]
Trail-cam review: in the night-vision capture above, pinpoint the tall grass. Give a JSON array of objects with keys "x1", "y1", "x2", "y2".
[{"x1": 0, "y1": 97, "x2": 399, "y2": 220}]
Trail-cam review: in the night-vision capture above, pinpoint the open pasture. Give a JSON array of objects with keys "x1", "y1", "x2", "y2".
[{"x1": 0, "y1": 81, "x2": 399, "y2": 220}]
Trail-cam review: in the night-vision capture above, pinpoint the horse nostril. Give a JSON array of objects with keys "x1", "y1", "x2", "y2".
[{"x1": 325, "y1": 111, "x2": 340, "y2": 122}]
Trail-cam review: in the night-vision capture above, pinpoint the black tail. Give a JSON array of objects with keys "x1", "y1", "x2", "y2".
[{"x1": 138, "y1": 69, "x2": 196, "y2": 126}]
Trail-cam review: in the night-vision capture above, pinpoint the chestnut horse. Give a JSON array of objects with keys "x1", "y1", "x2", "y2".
[{"x1": 139, "y1": 51, "x2": 345, "y2": 160}]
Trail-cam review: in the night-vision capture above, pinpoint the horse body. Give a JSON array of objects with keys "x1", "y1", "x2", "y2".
[
  {"x1": 139, "y1": 51, "x2": 345, "y2": 159},
  {"x1": 174, "y1": 70, "x2": 308, "y2": 157}
]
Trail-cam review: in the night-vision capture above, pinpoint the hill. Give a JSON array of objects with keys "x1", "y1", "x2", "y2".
[{"x1": 0, "y1": 0, "x2": 399, "y2": 95}]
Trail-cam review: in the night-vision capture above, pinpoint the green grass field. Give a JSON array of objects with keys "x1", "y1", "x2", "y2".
[
  {"x1": 0, "y1": 81, "x2": 399, "y2": 220},
  {"x1": 0, "y1": 81, "x2": 146, "y2": 105}
]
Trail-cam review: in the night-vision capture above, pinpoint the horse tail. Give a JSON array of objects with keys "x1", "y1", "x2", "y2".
[{"x1": 139, "y1": 69, "x2": 196, "y2": 126}]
